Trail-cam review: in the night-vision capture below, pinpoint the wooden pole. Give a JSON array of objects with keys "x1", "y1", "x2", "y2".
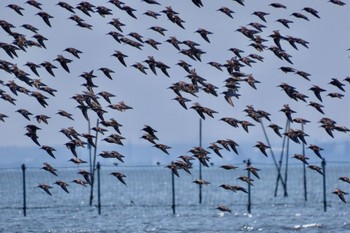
[
  {"x1": 322, "y1": 158, "x2": 327, "y2": 212},
  {"x1": 21, "y1": 164, "x2": 26, "y2": 217},
  {"x1": 247, "y1": 160, "x2": 251, "y2": 214},
  {"x1": 89, "y1": 119, "x2": 100, "y2": 206},
  {"x1": 199, "y1": 118, "x2": 202, "y2": 204},
  {"x1": 97, "y1": 162, "x2": 101, "y2": 215},
  {"x1": 171, "y1": 170, "x2": 176, "y2": 215},
  {"x1": 302, "y1": 123, "x2": 307, "y2": 201}
]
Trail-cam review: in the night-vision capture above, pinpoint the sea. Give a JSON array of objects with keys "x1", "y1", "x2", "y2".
[{"x1": 1, "y1": 163, "x2": 350, "y2": 233}]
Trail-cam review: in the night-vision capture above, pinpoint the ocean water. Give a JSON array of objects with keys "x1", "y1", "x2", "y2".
[{"x1": 1, "y1": 164, "x2": 350, "y2": 233}]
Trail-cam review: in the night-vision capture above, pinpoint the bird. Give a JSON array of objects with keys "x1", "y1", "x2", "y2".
[
  {"x1": 76, "y1": 170, "x2": 91, "y2": 185},
  {"x1": 110, "y1": 172, "x2": 127, "y2": 185},
  {"x1": 245, "y1": 165, "x2": 261, "y2": 179},
  {"x1": 64, "y1": 47, "x2": 82, "y2": 58},
  {"x1": 254, "y1": 141, "x2": 270, "y2": 157},
  {"x1": 112, "y1": 50, "x2": 128, "y2": 67},
  {"x1": 307, "y1": 165, "x2": 324, "y2": 175},
  {"x1": 54, "y1": 55, "x2": 72, "y2": 73},
  {"x1": 153, "y1": 143, "x2": 171, "y2": 155},
  {"x1": 303, "y1": 7, "x2": 320, "y2": 18},
  {"x1": 237, "y1": 176, "x2": 254, "y2": 186},
  {"x1": 193, "y1": 179, "x2": 210, "y2": 185},
  {"x1": 57, "y1": 110, "x2": 74, "y2": 120},
  {"x1": 16, "y1": 108, "x2": 32, "y2": 120},
  {"x1": 37, "y1": 183, "x2": 53, "y2": 196},
  {"x1": 216, "y1": 205, "x2": 232, "y2": 214},
  {"x1": 252, "y1": 11, "x2": 269, "y2": 22},
  {"x1": 166, "y1": 162, "x2": 180, "y2": 177},
  {"x1": 220, "y1": 164, "x2": 238, "y2": 170},
  {"x1": 7, "y1": 4, "x2": 24, "y2": 16},
  {"x1": 293, "y1": 154, "x2": 309, "y2": 165},
  {"x1": 69, "y1": 157, "x2": 87, "y2": 165},
  {"x1": 40, "y1": 145, "x2": 56, "y2": 159},
  {"x1": 71, "y1": 179, "x2": 88, "y2": 187},
  {"x1": 54, "y1": 180, "x2": 69, "y2": 193},
  {"x1": 329, "y1": 78, "x2": 345, "y2": 92},
  {"x1": 36, "y1": 12, "x2": 54, "y2": 27},
  {"x1": 309, "y1": 85, "x2": 326, "y2": 102},
  {"x1": 307, "y1": 144, "x2": 324, "y2": 159},
  {"x1": 195, "y1": 28, "x2": 213, "y2": 43},
  {"x1": 217, "y1": 7, "x2": 235, "y2": 19},
  {"x1": 42, "y1": 162, "x2": 58, "y2": 176},
  {"x1": 339, "y1": 176, "x2": 350, "y2": 184},
  {"x1": 332, "y1": 189, "x2": 348, "y2": 203}
]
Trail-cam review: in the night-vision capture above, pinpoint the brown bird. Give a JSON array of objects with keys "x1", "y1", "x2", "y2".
[
  {"x1": 71, "y1": 179, "x2": 88, "y2": 187},
  {"x1": 245, "y1": 165, "x2": 261, "y2": 179},
  {"x1": 166, "y1": 162, "x2": 180, "y2": 177},
  {"x1": 332, "y1": 189, "x2": 348, "y2": 203},
  {"x1": 57, "y1": 110, "x2": 74, "y2": 120},
  {"x1": 329, "y1": 78, "x2": 345, "y2": 92},
  {"x1": 37, "y1": 183, "x2": 52, "y2": 196},
  {"x1": 195, "y1": 28, "x2": 213, "y2": 43},
  {"x1": 268, "y1": 123, "x2": 283, "y2": 138},
  {"x1": 237, "y1": 176, "x2": 254, "y2": 186},
  {"x1": 309, "y1": 85, "x2": 326, "y2": 102},
  {"x1": 291, "y1": 12, "x2": 309, "y2": 21},
  {"x1": 217, "y1": 7, "x2": 235, "y2": 19},
  {"x1": 112, "y1": 50, "x2": 128, "y2": 67},
  {"x1": 216, "y1": 205, "x2": 232, "y2": 214},
  {"x1": 7, "y1": 4, "x2": 24, "y2": 16},
  {"x1": 69, "y1": 157, "x2": 87, "y2": 165},
  {"x1": 16, "y1": 108, "x2": 32, "y2": 120},
  {"x1": 40, "y1": 61, "x2": 57, "y2": 77},
  {"x1": 339, "y1": 176, "x2": 350, "y2": 184},
  {"x1": 193, "y1": 179, "x2": 210, "y2": 185},
  {"x1": 293, "y1": 154, "x2": 309, "y2": 165},
  {"x1": 252, "y1": 11, "x2": 270, "y2": 22},
  {"x1": 110, "y1": 172, "x2": 127, "y2": 185},
  {"x1": 220, "y1": 164, "x2": 238, "y2": 170},
  {"x1": 57, "y1": 2, "x2": 75, "y2": 13},
  {"x1": 64, "y1": 47, "x2": 82, "y2": 59},
  {"x1": 276, "y1": 18, "x2": 293, "y2": 28},
  {"x1": 42, "y1": 162, "x2": 58, "y2": 176},
  {"x1": 208, "y1": 143, "x2": 223, "y2": 158},
  {"x1": 78, "y1": 169, "x2": 91, "y2": 185},
  {"x1": 154, "y1": 143, "x2": 171, "y2": 155},
  {"x1": 307, "y1": 165, "x2": 323, "y2": 175},
  {"x1": 54, "y1": 180, "x2": 69, "y2": 193},
  {"x1": 149, "y1": 26, "x2": 167, "y2": 36},
  {"x1": 308, "y1": 101, "x2": 325, "y2": 114},
  {"x1": 269, "y1": 3, "x2": 287, "y2": 8},
  {"x1": 303, "y1": 7, "x2": 320, "y2": 18},
  {"x1": 36, "y1": 12, "x2": 54, "y2": 27},
  {"x1": 254, "y1": 141, "x2": 270, "y2": 157},
  {"x1": 54, "y1": 55, "x2": 72, "y2": 73},
  {"x1": 143, "y1": 10, "x2": 160, "y2": 19},
  {"x1": 40, "y1": 145, "x2": 56, "y2": 159}
]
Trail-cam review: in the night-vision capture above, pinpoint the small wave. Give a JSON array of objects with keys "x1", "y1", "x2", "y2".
[{"x1": 293, "y1": 223, "x2": 323, "y2": 230}]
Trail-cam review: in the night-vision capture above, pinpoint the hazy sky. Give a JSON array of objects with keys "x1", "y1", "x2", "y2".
[{"x1": 0, "y1": 0, "x2": 349, "y2": 168}]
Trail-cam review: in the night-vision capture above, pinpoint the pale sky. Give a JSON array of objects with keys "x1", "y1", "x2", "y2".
[{"x1": 0, "y1": 0, "x2": 349, "y2": 168}]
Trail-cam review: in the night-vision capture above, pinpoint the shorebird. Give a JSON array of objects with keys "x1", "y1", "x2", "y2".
[
  {"x1": 110, "y1": 172, "x2": 127, "y2": 185},
  {"x1": 40, "y1": 145, "x2": 56, "y2": 159},
  {"x1": 339, "y1": 176, "x2": 350, "y2": 184},
  {"x1": 307, "y1": 165, "x2": 323, "y2": 175},
  {"x1": 54, "y1": 180, "x2": 69, "y2": 193},
  {"x1": 332, "y1": 189, "x2": 348, "y2": 203},
  {"x1": 42, "y1": 162, "x2": 58, "y2": 176},
  {"x1": 216, "y1": 205, "x2": 232, "y2": 214},
  {"x1": 37, "y1": 183, "x2": 52, "y2": 196},
  {"x1": 193, "y1": 179, "x2": 210, "y2": 185},
  {"x1": 254, "y1": 141, "x2": 270, "y2": 157}
]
